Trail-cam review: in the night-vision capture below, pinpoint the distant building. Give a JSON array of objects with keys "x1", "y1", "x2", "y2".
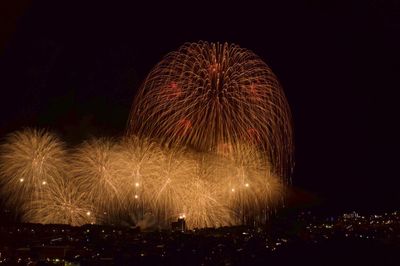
[
  {"x1": 171, "y1": 217, "x2": 186, "y2": 232},
  {"x1": 343, "y1": 211, "x2": 359, "y2": 219}
]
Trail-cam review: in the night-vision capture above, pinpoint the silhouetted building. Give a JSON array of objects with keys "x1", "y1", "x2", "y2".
[{"x1": 171, "y1": 217, "x2": 186, "y2": 232}]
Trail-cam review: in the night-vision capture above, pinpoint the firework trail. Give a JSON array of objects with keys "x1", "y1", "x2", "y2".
[
  {"x1": 0, "y1": 128, "x2": 66, "y2": 211},
  {"x1": 128, "y1": 41, "x2": 293, "y2": 180}
]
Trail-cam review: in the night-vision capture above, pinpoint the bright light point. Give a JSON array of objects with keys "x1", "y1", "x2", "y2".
[
  {"x1": 231, "y1": 188, "x2": 235, "y2": 192},
  {"x1": 42, "y1": 181, "x2": 47, "y2": 185},
  {"x1": 134, "y1": 194, "x2": 138, "y2": 199},
  {"x1": 19, "y1": 178, "x2": 24, "y2": 183},
  {"x1": 179, "y1": 213, "x2": 186, "y2": 219},
  {"x1": 135, "y1": 182, "x2": 139, "y2": 187},
  {"x1": 245, "y1": 183, "x2": 249, "y2": 187},
  {"x1": 86, "y1": 211, "x2": 91, "y2": 216}
]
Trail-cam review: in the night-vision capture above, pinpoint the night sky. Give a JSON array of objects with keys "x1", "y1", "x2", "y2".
[{"x1": 0, "y1": 1, "x2": 398, "y2": 215}]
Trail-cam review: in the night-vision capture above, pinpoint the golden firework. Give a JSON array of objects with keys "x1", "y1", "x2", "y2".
[{"x1": 0, "y1": 128, "x2": 67, "y2": 210}]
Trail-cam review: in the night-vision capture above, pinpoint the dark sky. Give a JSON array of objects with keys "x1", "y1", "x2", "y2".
[{"x1": 0, "y1": 1, "x2": 398, "y2": 214}]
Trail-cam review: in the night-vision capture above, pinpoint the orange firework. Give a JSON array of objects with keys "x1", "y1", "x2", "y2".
[{"x1": 128, "y1": 41, "x2": 293, "y2": 179}]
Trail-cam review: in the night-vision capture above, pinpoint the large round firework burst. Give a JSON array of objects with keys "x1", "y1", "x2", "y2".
[
  {"x1": 0, "y1": 128, "x2": 67, "y2": 211},
  {"x1": 128, "y1": 41, "x2": 293, "y2": 179}
]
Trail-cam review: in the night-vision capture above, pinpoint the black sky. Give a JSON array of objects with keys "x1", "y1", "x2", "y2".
[{"x1": 0, "y1": 1, "x2": 399, "y2": 214}]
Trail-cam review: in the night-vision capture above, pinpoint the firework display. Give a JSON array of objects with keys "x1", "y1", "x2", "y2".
[
  {"x1": 128, "y1": 41, "x2": 293, "y2": 179},
  {"x1": 0, "y1": 42, "x2": 293, "y2": 229},
  {"x1": 0, "y1": 130, "x2": 288, "y2": 228}
]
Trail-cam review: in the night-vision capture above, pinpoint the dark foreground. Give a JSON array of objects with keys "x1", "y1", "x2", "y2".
[{"x1": 0, "y1": 211, "x2": 399, "y2": 265}]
